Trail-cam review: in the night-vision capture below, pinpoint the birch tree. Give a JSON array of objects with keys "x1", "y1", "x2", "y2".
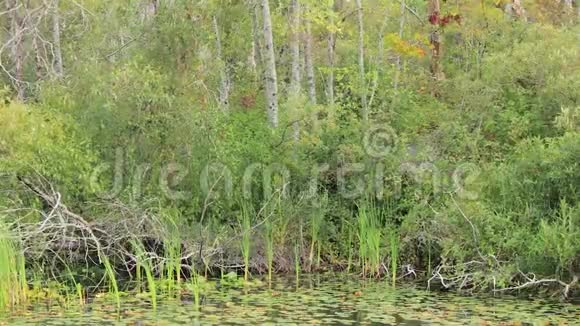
[
  {"x1": 261, "y1": 0, "x2": 279, "y2": 128},
  {"x1": 303, "y1": 6, "x2": 316, "y2": 105},
  {"x1": 250, "y1": 2, "x2": 263, "y2": 85},
  {"x1": 354, "y1": 0, "x2": 367, "y2": 123},
  {"x1": 213, "y1": 15, "x2": 229, "y2": 110},
  {"x1": 52, "y1": 0, "x2": 63, "y2": 78},
  {"x1": 289, "y1": 0, "x2": 301, "y2": 97},
  {"x1": 289, "y1": 0, "x2": 301, "y2": 138}
]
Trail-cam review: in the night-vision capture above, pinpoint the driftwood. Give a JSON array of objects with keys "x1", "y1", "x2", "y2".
[
  {"x1": 427, "y1": 260, "x2": 578, "y2": 299},
  {"x1": 425, "y1": 195, "x2": 578, "y2": 299},
  {"x1": 10, "y1": 174, "x2": 213, "y2": 280}
]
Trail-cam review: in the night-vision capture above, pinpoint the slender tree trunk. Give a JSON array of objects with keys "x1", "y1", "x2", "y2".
[
  {"x1": 394, "y1": 0, "x2": 406, "y2": 89},
  {"x1": 304, "y1": 11, "x2": 316, "y2": 104},
  {"x1": 32, "y1": 34, "x2": 42, "y2": 81},
  {"x1": 354, "y1": 0, "x2": 367, "y2": 123},
  {"x1": 427, "y1": 0, "x2": 445, "y2": 81},
  {"x1": 261, "y1": 0, "x2": 279, "y2": 128},
  {"x1": 326, "y1": 2, "x2": 336, "y2": 108},
  {"x1": 213, "y1": 15, "x2": 229, "y2": 110},
  {"x1": 6, "y1": 0, "x2": 25, "y2": 100},
  {"x1": 511, "y1": 0, "x2": 527, "y2": 20},
  {"x1": 52, "y1": 0, "x2": 64, "y2": 78},
  {"x1": 26, "y1": 2, "x2": 43, "y2": 82},
  {"x1": 249, "y1": 41, "x2": 257, "y2": 76},
  {"x1": 289, "y1": 0, "x2": 301, "y2": 96},
  {"x1": 303, "y1": 5, "x2": 318, "y2": 131},
  {"x1": 289, "y1": 0, "x2": 301, "y2": 139},
  {"x1": 250, "y1": 2, "x2": 263, "y2": 85}
]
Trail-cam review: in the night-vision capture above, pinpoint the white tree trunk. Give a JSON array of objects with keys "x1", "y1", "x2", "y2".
[
  {"x1": 326, "y1": 4, "x2": 335, "y2": 108},
  {"x1": 289, "y1": 0, "x2": 301, "y2": 139},
  {"x1": 511, "y1": 0, "x2": 527, "y2": 20},
  {"x1": 213, "y1": 15, "x2": 229, "y2": 110},
  {"x1": 250, "y1": 2, "x2": 263, "y2": 85},
  {"x1": 354, "y1": 0, "x2": 367, "y2": 123},
  {"x1": 289, "y1": 0, "x2": 301, "y2": 96},
  {"x1": 261, "y1": 0, "x2": 279, "y2": 128},
  {"x1": 304, "y1": 12, "x2": 316, "y2": 104},
  {"x1": 52, "y1": 0, "x2": 64, "y2": 78}
]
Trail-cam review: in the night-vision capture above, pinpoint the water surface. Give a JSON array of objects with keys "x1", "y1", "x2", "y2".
[{"x1": 2, "y1": 274, "x2": 578, "y2": 325}]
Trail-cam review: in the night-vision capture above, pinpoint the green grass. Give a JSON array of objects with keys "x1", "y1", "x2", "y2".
[
  {"x1": 263, "y1": 217, "x2": 274, "y2": 284},
  {"x1": 100, "y1": 253, "x2": 120, "y2": 312},
  {"x1": 164, "y1": 237, "x2": 182, "y2": 297},
  {"x1": 0, "y1": 225, "x2": 27, "y2": 311},
  {"x1": 308, "y1": 198, "x2": 325, "y2": 271},
  {"x1": 161, "y1": 210, "x2": 183, "y2": 297},
  {"x1": 357, "y1": 204, "x2": 382, "y2": 277},
  {"x1": 239, "y1": 202, "x2": 253, "y2": 282},
  {"x1": 389, "y1": 230, "x2": 399, "y2": 287},
  {"x1": 294, "y1": 241, "x2": 301, "y2": 282},
  {"x1": 63, "y1": 262, "x2": 84, "y2": 307},
  {"x1": 342, "y1": 217, "x2": 354, "y2": 274},
  {"x1": 0, "y1": 225, "x2": 28, "y2": 310},
  {"x1": 131, "y1": 240, "x2": 157, "y2": 311},
  {"x1": 136, "y1": 256, "x2": 143, "y2": 293},
  {"x1": 190, "y1": 266, "x2": 201, "y2": 309}
]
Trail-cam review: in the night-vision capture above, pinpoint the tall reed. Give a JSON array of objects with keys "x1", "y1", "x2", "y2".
[
  {"x1": 239, "y1": 202, "x2": 252, "y2": 282},
  {"x1": 161, "y1": 210, "x2": 183, "y2": 296},
  {"x1": 0, "y1": 226, "x2": 27, "y2": 310},
  {"x1": 294, "y1": 241, "x2": 301, "y2": 283},
  {"x1": 388, "y1": 230, "x2": 399, "y2": 287},
  {"x1": 164, "y1": 236, "x2": 182, "y2": 297},
  {"x1": 357, "y1": 204, "x2": 382, "y2": 277},
  {"x1": 308, "y1": 197, "x2": 326, "y2": 271},
  {"x1": 64, "y1": 262, "x2": 84, "y2": 307},
  {"x1": 341, "y1": 217, "x2": 354, "y2": 273},
  {"x1": 99, "y1": 253, "x2": 120, "y2": 312},
  {"x1": 263, "y1": 217, "x2": 274, "y2": 284},
  {"x1": 131, "y1": 240, "x2": 157, "y2": 310},
  {"x1": 190, "y1": 265, "x2": 201, "y2": 309}
]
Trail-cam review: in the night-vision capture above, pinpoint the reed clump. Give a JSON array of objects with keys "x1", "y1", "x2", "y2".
[{"x1": 0, "y1": 225, "x2": 27, "y2": 311}]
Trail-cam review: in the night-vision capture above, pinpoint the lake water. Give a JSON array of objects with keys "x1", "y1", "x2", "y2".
[{"x1": 2, "y1": 274, "x2": 578, "y2": 325}]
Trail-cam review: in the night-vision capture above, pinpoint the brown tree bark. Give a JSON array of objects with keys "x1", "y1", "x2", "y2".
[
  {"x1": 427, "y1": 0, "x2": 445, "y2": 81},
  {"x1": 5, "y1": 0, "x2": 26, "y2": 100}
]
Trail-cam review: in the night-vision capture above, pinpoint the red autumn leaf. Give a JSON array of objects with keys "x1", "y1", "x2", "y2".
[{"x1": 428, "y1": 11, "x2": 440, "y2": 25}]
